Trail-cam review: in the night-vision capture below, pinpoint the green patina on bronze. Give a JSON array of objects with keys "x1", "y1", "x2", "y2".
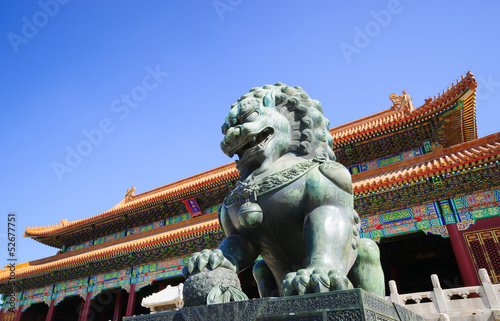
[
  {"x1": 183, "y1": 83, "x2": 385, "y2": 302},
  {"x1": 207, "y1": 285, "x2": 248, "y2": 305}
]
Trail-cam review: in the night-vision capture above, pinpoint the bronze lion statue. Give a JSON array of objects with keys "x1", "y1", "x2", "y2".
[{"x1": 183, "y1": 83, "x2": 384, "y2": 303}]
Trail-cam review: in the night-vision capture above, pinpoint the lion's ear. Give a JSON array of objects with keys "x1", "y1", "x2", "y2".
[{"x1": 263, "y1": 90, "x2": 275, "y2": 108}]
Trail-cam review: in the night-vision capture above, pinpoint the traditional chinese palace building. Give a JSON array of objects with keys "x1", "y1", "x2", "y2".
[{"x1": 2, "y1": 72, "x2": 500, "y2": 320}]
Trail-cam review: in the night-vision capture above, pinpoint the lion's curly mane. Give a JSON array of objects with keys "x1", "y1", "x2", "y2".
[{"x1": 230, "y1": 82, "x2": 336, "y2": 161}]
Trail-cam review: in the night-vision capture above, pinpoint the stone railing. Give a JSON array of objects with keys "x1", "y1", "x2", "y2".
[{"x1": 386, "y1": 269, "x2": 500, "y2": 320}]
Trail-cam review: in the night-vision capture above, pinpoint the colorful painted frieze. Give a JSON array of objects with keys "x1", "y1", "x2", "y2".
[
  {"x1": 61, "y1": 286, "x2": 86, "y2": 298},
  {"x1": 103, "y1": 271, "x2": 119, "y2": 282},
  {"x1": 360, "y1": 188, "x2": 500, "y2": 242},
  {"x1": 202, "y1": 204, "x2": 220, "y2": 215},
  {"x1": 88, "y1": 279, "x2": 130, "y2": 292},
  {"x1": 360, "y1": 203, "x2": 438, "y2": 232},
  {"x1": 157, "y1": 257, "x2": 185, "y2": 269},
  {"x1": 65, "y1": 206, "x2": 219, "y2": 253},
  {"x1": 30, "y1": 294, "x2": 51, "y2": 304},
  {"x1": 66, "y1": 241, "x2": 92, "y2": 252},
  {"x1": 165, "y1": 213, "x2": 190, "y2": 226},
  {"x1": 466, "y1": 206, "x2": 500, "y2": 221},
  {"x1": 350, "y1": 147, "x2": 423, "y2": 174},
  {"x1": 452, "y1": 188, "x2": 500, "y2": 222},
  {"x1": 132, "y1": 257, "x2": 187, "y2": 276},
  {"x1": 49, "y1": 284, "x2": 88, "y2": 303},
  {"x1": 360, "y1": 203, "x2": 443, "y2": 241},
  {"x1": 54, "y1": 278, "x2": 87, "y2": 292},
  {"x1": 130, "y1": 265, "x2": 184, "y2": 284},
  {"x1": 452, "y1": 189, "x2": 500, "y2": 213},
  {"x1": 90, "y1": 268, "x2": 131, "y2": 285},
  {"x1": 131, "y1": 256, "x2": 187, "y2": 282},
  {"x1": 23, "y1": 285, "x2": 53, "y2": 300},
  {"x1": 153, "y1": 266, "x2": 184, "y2": 280}
]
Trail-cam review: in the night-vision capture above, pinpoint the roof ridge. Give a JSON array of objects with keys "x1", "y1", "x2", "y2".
[
  {"x1": 330, "y1": 72, "x2": 476, "y2": 145},
  {"x1": 2, "y1": 218, "x2": 221, "y2": 282},
  {"x1": 25, "y1": 163, "x2": 238, "y2": 238}
]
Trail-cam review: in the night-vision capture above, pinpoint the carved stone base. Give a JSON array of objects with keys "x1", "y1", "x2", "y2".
[{"x1": 124, "y1": 288, "x2": 424, "y2": 321}]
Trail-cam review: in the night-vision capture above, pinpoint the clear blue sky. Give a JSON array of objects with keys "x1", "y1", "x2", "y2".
[{"x1": 1, "y1": 1, "x2": 500, "y2": 266}]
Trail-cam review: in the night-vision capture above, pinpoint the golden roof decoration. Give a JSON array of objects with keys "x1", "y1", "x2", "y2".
[
  {"x1": 125, "y1": 186, "x2": 136, "y2": 202},
  {"x1": 389, "y1": 90, "x2": 414, "y2": 113},
  {"x1": 330, "y1": 72, "x2": 477, "y2": 146}
]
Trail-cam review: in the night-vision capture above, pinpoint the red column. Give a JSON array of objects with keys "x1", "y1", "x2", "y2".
[
  {"x1": 78, "y1": 299, "x2": 85, "y2": 321},
  {"x1": 79, "y1": 292, "x2": 93, "y2": 321},
  {"x1": 113, "y1": 291, "x2": 123, "y2": 321},
  {"x1": 45, "y1": 299, "x2": 56, "y2": 321},
  {"x1": 14, "y1": 306, "x2": 23, "y2": 321},
  {"x1": 447, "y1": 223, "x2": 480, "y2": 286},
  {"x1": 125, "y1": 284, "x2": 136, "y2": 317},
  {"x1": 0, "y1": 308, "x2": 4, "y2": 321}
]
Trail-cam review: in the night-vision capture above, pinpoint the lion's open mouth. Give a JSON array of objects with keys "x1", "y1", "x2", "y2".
[{"x1": 235, "y1": 127, "x2": 274, "y2": 160}]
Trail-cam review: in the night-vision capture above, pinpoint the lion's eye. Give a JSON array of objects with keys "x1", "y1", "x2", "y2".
[{"x1": 243, "y1": 110, "x2": 259, "y2": 122}]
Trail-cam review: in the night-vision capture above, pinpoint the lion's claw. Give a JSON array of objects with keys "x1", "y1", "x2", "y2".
[
  {"x1": 282, "y1": 273, "x2": 296, "y2": 296},
  {"x1": 282, "y1": 268, "x2": 353, "y2": 296},
  {"x1": 328, "y1": 269, "x2": 352, "y2": 291},
  {"x1": 182, "y1": 249, "x2": 237, "y2": 279},
  {"x1": 310, "y1": 269, "x2": 330, "y2": 293}
]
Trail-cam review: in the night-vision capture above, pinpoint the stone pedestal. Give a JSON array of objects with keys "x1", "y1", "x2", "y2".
[{"x1": 124, "y1": 288, "x2": 424, "y2": 321}]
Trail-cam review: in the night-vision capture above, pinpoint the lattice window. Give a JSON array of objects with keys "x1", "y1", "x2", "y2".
[{"x1": 465, "y1": 229, "x2": 500, "y2": 283}]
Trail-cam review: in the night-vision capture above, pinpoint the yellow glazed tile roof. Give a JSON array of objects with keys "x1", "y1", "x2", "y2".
[
  {"x1": 3, "y1": 217, "x2": 221, "y2": 282},
  {"x1": 25, "y1": 163, "x2": 238, "y2": 238},
  {"x1": 352, "y1": 132, "x2": 500, "y2": 194},
  {"x1": 330, "y1": 72, "x2": 477, "y2": 146}
]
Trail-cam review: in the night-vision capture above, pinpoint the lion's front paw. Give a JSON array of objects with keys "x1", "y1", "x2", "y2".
[
  {"x1": 182, "y1": 249, "x2": 237, "y2": 278},
  {"x1": 282, "y1": 268, "x2": 353, "y2": 296}
]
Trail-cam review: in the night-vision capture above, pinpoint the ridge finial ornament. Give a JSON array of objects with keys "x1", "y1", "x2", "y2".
[
  {"x1": 124, "y1": 186, "x2": 136, "y2": 202},
  {"x1": 389, "y1": 90, "x2": 414, "y2": 113}
]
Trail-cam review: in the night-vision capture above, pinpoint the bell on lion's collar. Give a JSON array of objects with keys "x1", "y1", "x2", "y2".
[{"x1": 238, "y1": 201, "x2": 263, "y2": 228}]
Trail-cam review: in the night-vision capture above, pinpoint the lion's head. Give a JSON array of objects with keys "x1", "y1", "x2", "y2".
[{"x1": 221, "y1": 83, "x2": 335, "y2": 178}]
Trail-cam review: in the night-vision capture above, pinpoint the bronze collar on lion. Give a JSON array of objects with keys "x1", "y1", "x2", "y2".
[{"x1": 223, "y1": 157, "x2": 331, "y2": 228}]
